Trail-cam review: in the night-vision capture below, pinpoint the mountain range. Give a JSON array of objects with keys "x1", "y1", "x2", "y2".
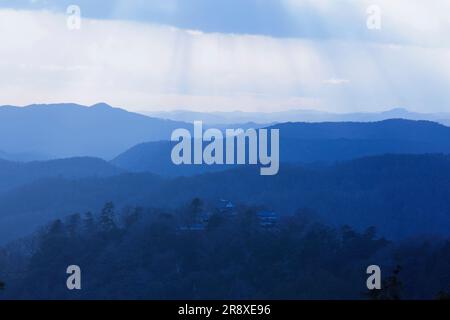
[
  {"x1": 112, "y1": 119, "x2": 450, "y2": 176},
  {"x1": 2, "y1": 103, "x2": 450, "y2": 243},
  {"x1": 144, "y1": 108, "x2": 450, "y2": 126},
  {"x1": 2, "y1": 103, "x2": 450, "y2": 163},
  {"x1": 0, "y1": 103, "x2": 189, "y2": 160}
]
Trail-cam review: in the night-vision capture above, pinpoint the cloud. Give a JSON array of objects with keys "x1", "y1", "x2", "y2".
[
  {"x1": 282, "y1": 0, "x2": 450, "y2": 48},
  {"x1": 0, "y1": 8, "x2": 449, "y2": 113},
  {"x1": 3, "y1": 1, "x2": 450, "y2": 46},
  {"x1": 324, "y1": 78, "x2": 350, "y2": 86}
]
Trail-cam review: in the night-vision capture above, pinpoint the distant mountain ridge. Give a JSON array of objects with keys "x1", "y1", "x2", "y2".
[
  {"x1": 2, "y1": 103, "x2": 450, "y2": 163},
  {"x1": 0, "y1": 103, "x2": 190, "y2": 160},
  {"x1": 0, "y1": 157, "x2": 124, "y2": 192},
  {"x1": 113, "y1": 119, "x2": 450, "y2": 176},
  {"x1": 271, "y1": 119, "x2": 450, "y2": 141},
  {"x1": 144, "y1": 108, "x2": 450, "y2": 126}
]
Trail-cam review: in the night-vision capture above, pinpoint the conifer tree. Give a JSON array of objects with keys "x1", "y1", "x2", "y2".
[{"x1": 100, "y1": 202, "x2": 117, "y2": 232}]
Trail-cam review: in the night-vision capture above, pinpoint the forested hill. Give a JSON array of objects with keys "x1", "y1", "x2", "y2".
[
  {"x1": 113, "y1": 119, "x2": 450, "y2": 175},
  {"x1": 1, "y1": 154, "x2": 450, "y2": 242},
  {"x1": 1, "y1": 200, "x2": 449, "y2": 300},
  {"x1": 0, "y1": 157, "x2": 123, "y2": 192}
]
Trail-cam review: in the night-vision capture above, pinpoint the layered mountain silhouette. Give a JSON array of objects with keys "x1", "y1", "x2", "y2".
[
  {"x1": 3, "y1": 103, "x2": 450, "y2": 164},
  {"x1": 1, "y1": 154, "x2": 450, "y2": 243},
  {"x1": 0, "y1": 157, "x2": 123, "y2": 193},
  {"x1": 2, "y1": 104, "x2": 450, "y2": 244},
  {"x1": 112, "y1": 141, "x2": 234, "y2": 176},
  {"x1": 113, "y1": 119, "x2": 450, "y2": 176},
  {"x1": 0, "y1": 103, "x2": 189, "y2": 160},
  {"x1": 145, "y1": 108, "x2": 450, "y2": 125}
]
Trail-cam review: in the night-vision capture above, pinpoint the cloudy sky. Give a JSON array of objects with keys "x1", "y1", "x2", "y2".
[{"x1": 0, "y1": 0, "x2": 450, "y2": 113}]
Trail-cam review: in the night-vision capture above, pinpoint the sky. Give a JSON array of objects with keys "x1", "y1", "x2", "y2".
[{"x1": 0, "y1": 0, "x2": 450, "y2": 113}]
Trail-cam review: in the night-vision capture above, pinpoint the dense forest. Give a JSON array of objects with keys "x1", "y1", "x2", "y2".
[
  {"x1": 1, "y1": 200, "x2": 449, "y2": 300},
  {"x1": 2, "y1": 153, "x2": 450, "y2": 244}
]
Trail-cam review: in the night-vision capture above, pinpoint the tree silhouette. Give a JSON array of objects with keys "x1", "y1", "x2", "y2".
[
  {"x1": 66, "y1": 213, "x2": 81, "y2": 238},
  {"x1": 100, "y1": 202, "x2": 117, "y2": 232},
  {"x1": 385, "y1": 265, "x2": 403, "y2": 300},
  {"x1": 186, "y1": 198, "x2": 203, "y2": 227},
  {"x1": 122, "y1": 206, "x2": 143, "y2": 228},
  {"x1": 83, "y1": 211, "x2": 96, "y2": 234}
]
